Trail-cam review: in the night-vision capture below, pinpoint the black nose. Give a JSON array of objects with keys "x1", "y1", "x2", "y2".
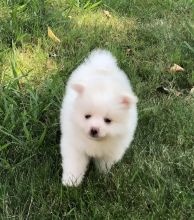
[{"x1": 90, "y1": 128, "x2": 99, "y2": 137}]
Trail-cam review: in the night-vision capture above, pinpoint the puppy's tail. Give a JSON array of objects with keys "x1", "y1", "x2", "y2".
[{"x1": 86, "y1": 49, "x2": 117, "y2": 71}]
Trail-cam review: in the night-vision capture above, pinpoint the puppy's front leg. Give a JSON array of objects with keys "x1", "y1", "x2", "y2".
[{"x1": 61, "y1": 148, "x2": 89, "y2": 187}]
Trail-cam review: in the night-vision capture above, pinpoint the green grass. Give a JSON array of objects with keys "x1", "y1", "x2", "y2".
[{"x1": 1, "y1": 0, "x2": 194, "y2": 219}]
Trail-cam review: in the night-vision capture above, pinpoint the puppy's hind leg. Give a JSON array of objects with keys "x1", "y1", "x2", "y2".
[{"x1": 94, "y1": 157, "x2": 116, "y2": 173}]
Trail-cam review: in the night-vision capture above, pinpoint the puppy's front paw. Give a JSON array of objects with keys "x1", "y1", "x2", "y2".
[{"x1": 62, "y1": 174, "x2": 82, "y2": 187}]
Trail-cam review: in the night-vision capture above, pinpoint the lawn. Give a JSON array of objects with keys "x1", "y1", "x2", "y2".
[{"x1": 0, "y1": 0, "x2": 194, "y2": 219}]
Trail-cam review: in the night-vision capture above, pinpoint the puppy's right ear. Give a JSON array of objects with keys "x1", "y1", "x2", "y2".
[{"x1": 71, "y1": 83, "x2": 85, "y2": 95}]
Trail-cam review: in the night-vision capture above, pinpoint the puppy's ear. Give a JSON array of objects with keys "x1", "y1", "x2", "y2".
[
  {"x1": 71, "y1": 83, "x2": 85, "y2": 95},
  {"x1": 120, "y1": 94, "x2": 138, "y2": 108}
]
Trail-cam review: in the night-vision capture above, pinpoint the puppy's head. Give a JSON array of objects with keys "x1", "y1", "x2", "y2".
[{"x1": 71, "y1": 83, "x2": 137, "y2": 141}]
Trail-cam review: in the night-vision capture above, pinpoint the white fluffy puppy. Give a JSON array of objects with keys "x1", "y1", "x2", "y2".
[{"x1": 60, "y1": 49, "x2": 138, "y2": 186}]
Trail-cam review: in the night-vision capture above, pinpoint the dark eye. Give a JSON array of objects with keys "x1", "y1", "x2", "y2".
[
  {"x1": 104, "y1": 118, "x2": 112, "y2": 124},
  {"x1": 85, "y1": 114, "x2": 91, "y2": 119}
]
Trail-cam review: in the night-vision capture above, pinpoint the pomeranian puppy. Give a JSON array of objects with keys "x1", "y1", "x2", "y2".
[{"x1": 60, "y1": 49, "x2": 138, "y2": 186}]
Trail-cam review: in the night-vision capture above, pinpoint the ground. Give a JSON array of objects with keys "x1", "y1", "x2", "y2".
[{"x1": 0, "y1": 0, "x2": 194, "y2": 219}]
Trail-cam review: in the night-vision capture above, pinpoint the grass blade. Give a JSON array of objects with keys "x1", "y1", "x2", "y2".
[
  {"x1": 0, "y1": 143, "x2": 10, "y2": 152},
  {"x1": 0, "y1": 126, "x2": 21, "y2": 144},
  {"x1": 38, "y1": 126, "x2": 47, "y2": 147},
  {"x1": 183, "y1": 41, "x2": 194, "y2": 54}
]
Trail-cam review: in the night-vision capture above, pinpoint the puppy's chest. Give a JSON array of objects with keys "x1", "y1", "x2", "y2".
[{"x1": 84, "y1": 140, "x2": 119, "y2": 158}]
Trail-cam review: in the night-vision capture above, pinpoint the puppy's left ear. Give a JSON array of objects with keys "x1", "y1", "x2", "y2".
[
  {"x1": 71, "y1": 83, "x2": 85, "y2": 95},
  {"x1": 120, "y1": 94, "x2": 138, "y2": 108}
]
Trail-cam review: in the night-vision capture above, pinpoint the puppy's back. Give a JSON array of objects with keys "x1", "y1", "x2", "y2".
[{"x1": 85, "y1": 49, "x2": 117, "y2": 71}]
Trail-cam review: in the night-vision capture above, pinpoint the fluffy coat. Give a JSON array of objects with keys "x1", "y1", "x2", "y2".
[{"x1": 60, "y1": 49, "x2": 138, "y2": 186}]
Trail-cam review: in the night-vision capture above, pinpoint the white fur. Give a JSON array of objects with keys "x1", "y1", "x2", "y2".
[{"x1": 60, "y1": 49, "x2": 138, "y2": 186}]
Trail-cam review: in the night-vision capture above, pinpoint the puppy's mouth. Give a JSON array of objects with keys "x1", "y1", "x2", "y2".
[{"x1": 87, "y1": 134, "x2": 103, "y2": 141}]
